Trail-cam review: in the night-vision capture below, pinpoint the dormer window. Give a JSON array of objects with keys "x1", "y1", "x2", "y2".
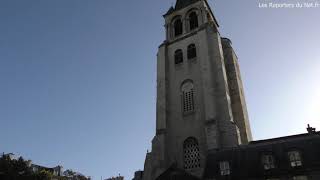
[
  {"x1": 187, "y1": 44, "x2": 197, "y2": 59},
  {"x1": 288, "y1": 151, "x2": 302, "y2": 167},
  {"x1": 261, "y1": 154, "x2": 276, "y2": 170},
  {"x1": 189, "y1": 12, "x2": 198, "y2": 30},
  {"x1": 219, "y1": 161, "x2": 231, "y2": 176},
  {"x1": 174, "y1": 49, "x2": 183, "y2": 64},
  {"x1": 293, "y1": 176, "x2": 308, "y2": 180},
  {"x1": 174, "y1": 19, "x2": 183, "y2": 37}
]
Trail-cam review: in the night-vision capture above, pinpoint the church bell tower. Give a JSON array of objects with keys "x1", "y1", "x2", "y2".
[{"x1": 142, "y1": 0, "x2": 252, "y2": 179}]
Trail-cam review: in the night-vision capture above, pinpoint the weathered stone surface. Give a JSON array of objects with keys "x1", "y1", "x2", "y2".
[{"x1": 142, "y1": 1, "x2": 251, "y2": 180}]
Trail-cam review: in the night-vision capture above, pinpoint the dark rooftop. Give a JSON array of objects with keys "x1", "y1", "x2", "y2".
[
  {"x1": 175, "y1": 0, "x2": 200, "y2": 10},
  {"x1": 203, "y1": 132, "x2": 320, "y2": 179},
  {"x1": 249, "y1": 131, "x2": 320, "y2": 145},
  {"x1": 164, "y1": 0, "x2": 201, "y2": 16}
]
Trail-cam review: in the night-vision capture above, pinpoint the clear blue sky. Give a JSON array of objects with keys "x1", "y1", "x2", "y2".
[{"x1": 0, "y1": 0, "x2": 319, "y2": 179}]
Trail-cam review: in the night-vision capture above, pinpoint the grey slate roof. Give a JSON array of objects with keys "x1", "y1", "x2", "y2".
[
  {"x1": 164, "y1": 0, "x2": 200, "y2": 16},
  {"x1": 203, "y1": 132, "x2": 320, "y2": 180},
  {"x1": 175, "y1": 0, "x2": 200, "y2": 10},
  {"x1": 165, "y1": 6, "x2": 175, "y2": 15}
]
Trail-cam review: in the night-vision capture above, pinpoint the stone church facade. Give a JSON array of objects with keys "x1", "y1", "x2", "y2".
[{"x1": 133, "y1": 1, "x2": 320, "y2": 180}]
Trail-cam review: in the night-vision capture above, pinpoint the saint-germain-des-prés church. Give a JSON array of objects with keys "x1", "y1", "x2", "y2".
[{"x1": 130, "y1": 1, "x2": 320, "y2": 180}]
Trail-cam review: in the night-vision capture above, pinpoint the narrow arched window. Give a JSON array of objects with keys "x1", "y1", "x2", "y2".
[
  {"x1": 183, "y1": 137, "x2": 200, "y2": 170},
  {"x1": 174, "y1": 19, "x2": 183, "y2": 37},
  {"x1": 181, "y1": 81, "x2": 195, "y2": 113},
  {"x1": 187, "y1": 44, "x2": 197, "y2": 59},
  {"x1": 189, "y1": 12, "x2": 198, "y2": 30},
  {"x1": 174, "y1": 49, "x2": 183, "y2": 64}
]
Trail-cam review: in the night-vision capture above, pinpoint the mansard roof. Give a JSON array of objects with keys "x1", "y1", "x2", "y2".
[{"x1": 203, "y1": 132, "x2": 320, "y2": 179}]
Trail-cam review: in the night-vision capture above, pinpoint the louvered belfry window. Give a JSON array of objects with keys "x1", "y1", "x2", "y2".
[
  {"x1": 189, "y1": 12, "x2": 198, "y2": 30},
  {"x1": 187, "y1": 44, "x2": 197, "y2": 59},
  {"x1": 181, "y1": 81, "x2": 195, "y2": 113},
  {"x1": 174, "y1": 19, "x2": 183, "y2": 37},
  {"x1": 175, "y1": 49, "x2": 183, "y2": 64},
  {"x1": 183, "y1": 137, "x2": 200, "y2": 170}
]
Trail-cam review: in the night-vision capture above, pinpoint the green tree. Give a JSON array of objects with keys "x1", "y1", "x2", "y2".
[
  {"x1": 0, "y1": 154, "x2": 53, "y2": 180},
  {"x1": 1, "y1": 154, "x2": 90, "y2": 180},
  {"x1": 63, "y1": 169, "x2": 90, "y2": 180},
  {"x1": 35, "y1": 170, "x2": 53, "y2": 180},
  {"x1": 63, "y1": 169, "x2": 76, "y2": 177}
]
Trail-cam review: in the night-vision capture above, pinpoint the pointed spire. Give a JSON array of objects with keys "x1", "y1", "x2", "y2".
[
  {"x1": 175, "y1": 0, "x2": 200, "y2": 10},
  {"x1": 164, "y1": 0, "x2": 201, "y2": 16},
  {"x1": 165, "y1": 6, "x2": 175, "y2": 15}
]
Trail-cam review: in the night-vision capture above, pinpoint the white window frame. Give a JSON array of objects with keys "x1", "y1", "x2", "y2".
[
  {"x1": 262, "y1": 154, "x2": 276, "y2": 170},
  {"x1": 288, "y1": 151, "x2": 302, "y2": 167},
  {"x1": 293, "y1": 175, "x2": 308, "y2": 180},
  {"x1": 219, "y1": 161, "x2": 231, "y2": 176}
]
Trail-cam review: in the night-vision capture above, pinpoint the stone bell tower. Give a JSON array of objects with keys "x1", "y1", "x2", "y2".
[{"x1": 142, "y1": 0, "x2": 252, "y2": 180}]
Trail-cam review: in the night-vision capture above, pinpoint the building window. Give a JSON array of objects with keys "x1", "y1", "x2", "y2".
[
  {"x1": 189, "y1": 12, "x2": 198, "y2": 30},
  {"x1": 187, "y1": 44, "x2": 197, "y2": 59},
  {"x1": 174, "y1": 19, "x2": 183, "y2": 37},
  {"x1": 219, "y1": 161, "x2": 231, "y2": 176},
  {"x1": 262, "y1": 154, "x2": 276, "y2": 170},
  {"x1": 288, "y1": 151, "x2": 302, "y2": 167},
  {"x1": 174, "y1": 49, "x2": 183, "y2": 64},
  {"x1": 181, "y1": 81, "x2": 195, "y2": 113},
  {"x1": 183, "y1": 137, "x2": 200, "y2": 170},
  {"x1": 293, "y1": 176, "x2": 308, "y2": 180}
]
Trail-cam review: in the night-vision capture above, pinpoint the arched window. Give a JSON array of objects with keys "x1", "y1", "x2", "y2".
[
  {"x1": 174, "y1": 19, "x2": 183, "y2": 37},
  {"x1": 183, "y1": 137, "x2": 200, "y2": 170},
  {"x1": 187, "y1": 44, "x2": 197, "y2": 59},
  {"x1": 189, "y1": 12, "x2": 198, "y2": 30},
  {"x1": 174, "y1": 49, "x2": 183, "y2": 64},
  {"x1": 181, "y1": 81, "x2": 195, "y2": 113}
]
